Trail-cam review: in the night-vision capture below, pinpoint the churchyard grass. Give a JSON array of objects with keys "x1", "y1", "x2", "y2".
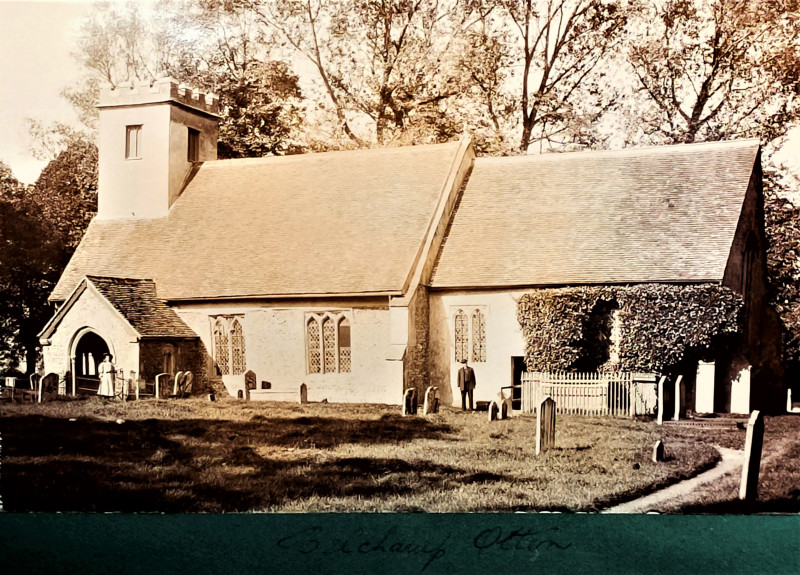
[
  {"x1": 3, "y1": 397, "x2": 794, "y2": 513},
  {"x1": 649, "y1": 414, "x2": 800, "y2": 513}
]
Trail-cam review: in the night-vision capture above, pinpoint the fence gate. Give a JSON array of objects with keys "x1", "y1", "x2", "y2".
[{"x1": 519, "y1": 372, "x2": 658, "y2": 417}]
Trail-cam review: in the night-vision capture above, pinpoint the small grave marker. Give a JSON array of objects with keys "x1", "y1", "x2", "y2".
[
  {"x1": 536, "y1": 397, "x2": 556, "y2": 455},
  {"x1": 422, "y1": 386, "x2": 439, "y2": 415},
  {"x1": 739, "y1": 410, "x2": 765, "y2": 501},
  {"x1": 155, "y1": 373, "x2": 170, "y2": 399},
  {"x1": 39, "y1": 373, "x2": 59, "y2": 403},
  {"x1": 488, "y1": 401, "x2": 499, "y2": 421},
  {"x1": 673, "y1": 375, "x2": 683, "y2": 421},
  {"x1": 244, "y1": 370, "x2": 257, "y2": 390},
  {"x1": 300, "y1": 383, "x2": 308, "y2": 404},
  {"x1": 652, "y1": 440, "x2": 665, "y2": 463},
  {"x1": 402, "y1": 388, "x2": 417, "y2": 416}
]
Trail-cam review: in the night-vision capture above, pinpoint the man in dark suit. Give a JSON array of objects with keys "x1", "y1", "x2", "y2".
[{"x1": 458, "y1": 358, "x2": 476, "y2": 411}]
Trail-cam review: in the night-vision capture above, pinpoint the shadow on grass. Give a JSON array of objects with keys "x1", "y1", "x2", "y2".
[{"x1": 0, "y1": 414, "x2": 508, "y2": 512}]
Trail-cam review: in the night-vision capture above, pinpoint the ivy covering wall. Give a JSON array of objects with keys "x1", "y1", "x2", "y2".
[{"x1": 517, "y1": 284, "x2": 743, "y2": 373}]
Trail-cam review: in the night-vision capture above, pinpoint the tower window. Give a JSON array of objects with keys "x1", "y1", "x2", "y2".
[
  {"x1": 125, "y1": 125, "x2": 142, "y2": 159},
  {"x1": 188, "y1": 128, "x2": 200, "y2": 162}
]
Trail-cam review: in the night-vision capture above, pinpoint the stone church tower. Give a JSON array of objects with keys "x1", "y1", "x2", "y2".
[{"x1": 96, "y1": 76, "x2": 220, "y2": 220}]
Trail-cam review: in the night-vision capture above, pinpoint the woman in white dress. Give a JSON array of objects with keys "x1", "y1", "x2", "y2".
[{"x1": 97, "y1": 353, "x2": 116, "y2": 398}]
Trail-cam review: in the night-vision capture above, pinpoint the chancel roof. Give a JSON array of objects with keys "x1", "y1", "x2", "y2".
[{"x1": 431, "y1": 139, "x2": 760, "y2": 288}]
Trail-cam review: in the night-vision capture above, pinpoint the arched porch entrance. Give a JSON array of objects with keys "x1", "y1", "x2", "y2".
[{"x1": 70, "y1": 329, "x2": 112, "y2": 395}]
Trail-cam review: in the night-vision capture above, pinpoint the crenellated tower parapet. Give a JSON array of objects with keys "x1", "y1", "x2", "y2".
[{"x1": 98, "y1": 76, "x2": 220, "y2": 117}]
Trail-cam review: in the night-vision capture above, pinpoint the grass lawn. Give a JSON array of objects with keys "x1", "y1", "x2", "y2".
[
  {"x1": 655, "y1": 414, "x2": 800, "y2": 513},
  {"x1": 0, "y1": 396, "x2": 779, "y2": 513}
]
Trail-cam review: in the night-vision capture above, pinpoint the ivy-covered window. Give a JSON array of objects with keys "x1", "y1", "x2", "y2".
[
  {"x1": 307, "y1": 312, "x2": 351, "y2": 374},
  {"x1": 212, "y1": 315, "x2": 246, "y2": 375},
  {"x1": 454, "y1": 308, "x2": 486, "y2": 363}
]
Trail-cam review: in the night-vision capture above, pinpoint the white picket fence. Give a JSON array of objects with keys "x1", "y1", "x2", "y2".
[{"x1": 519, "y1": 371, "x2": 658, "y2": 417}]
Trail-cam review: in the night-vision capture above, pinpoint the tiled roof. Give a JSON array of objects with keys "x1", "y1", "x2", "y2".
[
  {"x1": 431, "y1": 139, "x2": 760, "y2": 288},
  {"x1": 51, "y1": 142, "x2": 463, "y2": 301},
  {"x1": 87, "y1": 276, "x2": 198, "y2": 338}
]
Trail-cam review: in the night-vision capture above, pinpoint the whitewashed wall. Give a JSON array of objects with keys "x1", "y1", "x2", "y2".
[
  {"x1": 174, "y1": 299, "x2": 398, "y2": 404},
  {"x1": 429, "y1": 289, "x2": 528, "y2": 406}
]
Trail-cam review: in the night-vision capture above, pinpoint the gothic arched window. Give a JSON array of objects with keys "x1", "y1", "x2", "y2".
[
  {"x1": 307, "y1": 318, "x2": 322, "y2": 374},
  {"x1": 472, "y1": 309, "x2": 486, "y2": 362},
  {"x1": 454, "y1": 309, "x2": 469, "y2": 363},
  {"x1": 454, "y1": 307, "x2": 487, "y2": 363},
  {"x1": 212, "y1": 315, "x2": 246, "y2": 376},
  {"x1": 306, "y1": 312, "x2": 352, "y2": 374}
]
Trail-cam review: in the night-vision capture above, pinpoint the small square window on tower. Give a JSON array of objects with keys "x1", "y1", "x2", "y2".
[
  {"x1": 125, "y1": 125, "x2": 142, "y2": 159},
  {"x1": 188, "y1": 128, "x2": 200, "y2": 162}
]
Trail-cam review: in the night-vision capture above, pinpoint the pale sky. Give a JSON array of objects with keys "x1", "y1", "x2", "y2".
[
  {"x1": 0, "y1": 0, "x2": 797, "y2": 185},
  {"x1": 0, "y1": 0, "x2": 99, "y2": 183}
]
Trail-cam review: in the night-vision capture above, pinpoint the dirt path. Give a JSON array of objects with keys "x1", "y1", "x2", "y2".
[{"x1": 602, "y1": 446, "x2": 745, "y2": 514}]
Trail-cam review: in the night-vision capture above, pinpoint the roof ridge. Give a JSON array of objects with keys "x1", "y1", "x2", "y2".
[
  {"x1": 475, "y1": 138, "x2": 761, "y2": 165},
  {"x1": 200, "y1": 140, "x2": 462, "y2": 169}
]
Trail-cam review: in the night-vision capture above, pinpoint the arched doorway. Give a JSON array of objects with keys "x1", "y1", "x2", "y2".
[{"x1": 73, "y1": 331, "x2": 110, "y2": 394}]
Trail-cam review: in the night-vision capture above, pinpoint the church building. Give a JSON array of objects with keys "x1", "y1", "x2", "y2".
[{"x1": 38, "y1": 78, "x2": 784, "y2": 413}]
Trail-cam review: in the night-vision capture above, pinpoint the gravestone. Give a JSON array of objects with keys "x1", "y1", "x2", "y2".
[
  {"x1": 652, "y1": 440, "x2": 665, "y2": 463},
  {"x1": 497, "y1": 391, "x2": 512, "y2": 420},
  {"x1": 182, "y1": 372, "x2": 194, "y2": 396},
  {"x1": 300, "y1": 383, "x2": 308, "y2": 404},
  {"x1": 58, "y1": 372, "x2": 68, "y2": 396},
  {"x1": 672, "y1": 375, "x2": 683, "y2": 421},
  {"x1": 536, "y1": 397, "x2": 557, "y2": 455},
  {"x1": 739, "y1": 410, "x2": 765, "y2": 501},
  {"x1": 262, "y1": 381, "x2": 271, "y2": 390},
  {"x1": 244, "y1": 370, "x2": 257, "y2": 390},
  {"x1": 488, "y1": 400, "x2": 499, "y2": 422},
  {"x1": 237, "y1": 390, "x2": 244, "y2": 399},
  {"x1": 155, "y1": 373, "x2": 171, "y2": 399},
  {"x1": 656, "y1": 375, "x2": 666, "y2": 425},
  {"x1": 173, "y1": 371, "x2": 185, "y2": 396},
  {"x1": 39, "y1": 373, "x2": 59, "y2": 403},
  {"x1": 402, "y1": 388, "x2": 417, "y2": 416},
  {"x1": 423, "y1": 386, "x2": 439, "y2": 415}
]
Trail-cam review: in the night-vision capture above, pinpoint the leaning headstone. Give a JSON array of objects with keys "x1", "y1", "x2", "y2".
[
  {"x1": 652, "y1": 440, "x2": 665, "y2": 463},
  {"x1": 422, "y1": 386, "x2": 439, "y2": 415},
  {"x1": 173, "y1": 371, "x2": 185, "y2": 396},
  {"x1": 536, "y1": 397, "x2": 557, "y2": 455},
  {"x1": 402, "y1": 388, "x2": 417, "y2": 416},
  {"x1": 155, "y1": 373, "x2": 170, "y2": 399},
  {"x1": 739, "y1": 410, "x2": 765, "y2": 501},
  {"x1": 182, "y1": 372, "x2": 194, "y2": 396},
  {"x1": 300, "y1": 383, "x2": 308, "y2": 404},
  {"x1": 488, "y1": 400, "x2": 499, "y2": 421}
]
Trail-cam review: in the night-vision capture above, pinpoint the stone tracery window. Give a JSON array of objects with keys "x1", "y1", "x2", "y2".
[
  {"x1": 212, "y1": 315, "x2": 246, "y2": 375},
  {"x1": 472, "y1": 309, "x2": 486, "y2": 362},
  {"x1": 307, "y1": 312, "x2": 351, "y2": 374},
  {"x1": 307, "y1": 318, "x2": 321, "y2": 373},
  {"x1": 454, "y1": 309, "x2": 469, "y2": 363},
  {"x1": 454, "y1": 307, "x2": 487, "y2": 363}
]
